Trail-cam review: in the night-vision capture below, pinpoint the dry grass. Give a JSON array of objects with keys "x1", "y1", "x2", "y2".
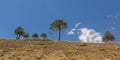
[{"x1": 0, "y1": 39, "x2": 120, "y2": 60}]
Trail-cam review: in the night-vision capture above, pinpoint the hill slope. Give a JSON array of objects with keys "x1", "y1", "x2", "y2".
[{"x1": 0, "y1": 39, "x2": 120, "y2": 60}]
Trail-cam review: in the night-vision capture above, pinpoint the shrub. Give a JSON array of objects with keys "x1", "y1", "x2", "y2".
[
  {"x1": 32, "y1": 33, "x2": 39, "y2": 38},
  {"x1": 40, "y1": 33, "x2": 47, "y2": 39},
  {"x1": 23, "y1": 33, "x2": 29, "y2": 38}
]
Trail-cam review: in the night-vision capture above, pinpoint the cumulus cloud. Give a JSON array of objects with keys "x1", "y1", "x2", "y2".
[
  {"x1": 67, "y1": 22, "x2": 81, "y2": 35},
  {"x1": 79, "y1": 28, "x2": 102, "y2": 43},
  {"x1": 68, "y1": 23, "x2": 103, "y2": 43}
]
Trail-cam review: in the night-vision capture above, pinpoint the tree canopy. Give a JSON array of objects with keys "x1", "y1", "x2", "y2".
[
  {"x1": 103, "y1": 31, "x2": 115, "y2": 42},
  {"x1": 40, "y1": 33, "x2": 47, "y2": 39},
  {"x1": 50, "y1": 19, "x2": 67, "y2": 40},
  {"x1": 14, "y1": 26, "x2": 24, "y2": 39},
  {"x1": 23, "y1": 33, "x2": 29, "y2": 38},
  {"x1": 32, "y1": 33, "x2": 39, "y2": 38}
]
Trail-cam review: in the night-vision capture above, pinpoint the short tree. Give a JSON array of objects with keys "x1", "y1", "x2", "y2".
[
  {"x1": 32, "y1": 33, "x2": 39, "y2": 38},
  {"x1": 40, "y1": 33, "x2": 47, "y2": 39},
  {"x1": 14, "y1": 26, "x2": 24, "y2": 39},
  {"x1": 49, "y1": 18, "x2": 67, "y2": 40},
  {"x1": 23, "y1": 33, "x2": 29, "y2": 38},
  {"x1": 102, "y1": 31, "x2": 115, "y2": 42}
]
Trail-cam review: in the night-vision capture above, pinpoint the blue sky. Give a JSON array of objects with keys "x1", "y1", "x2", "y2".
[{"x1": 0, "y1": 0, "x2": 120, "y2": 42}]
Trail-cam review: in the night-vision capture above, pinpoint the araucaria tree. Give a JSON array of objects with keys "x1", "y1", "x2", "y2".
[
  {"x1": 14, "y1": 26, "x2": 24, "y2": 39},
  {"x1": 40, "y1": 33, "x2": 47, "y2": 39},
  {"x1": 50, "y1": 18, "x2": 67, "y2": 40},
  {"x1": 102, "y1": 31, "x2": 115, "y2": 42},
  {"x1": 32, "y1": 33, "x2": 39, "y2": 38}
]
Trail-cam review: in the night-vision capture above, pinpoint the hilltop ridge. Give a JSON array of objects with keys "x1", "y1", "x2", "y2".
[{"x1": 0, "y1": 39, "x2": 120, "y2": 60}]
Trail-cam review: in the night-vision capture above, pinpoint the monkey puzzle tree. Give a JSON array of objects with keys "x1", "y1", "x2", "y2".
[
  {"x1": 32, "y1": 33, "x2": 39, "y2": 38},
  {"x1": 102, "y1": 31, "x2": 115, "y2": 42},
  {"x1": 14, "y1": 26, "x2": 25, "y2": 39},
  {"x1": 40, "y1": 33, "x2": 47, "y2": 39},
  {"x1": 49, "y1": 19, "x2": 67, "y2": 40}
]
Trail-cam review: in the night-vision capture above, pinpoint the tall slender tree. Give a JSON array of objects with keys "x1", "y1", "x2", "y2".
[
  {"x1": 102, "y1": 31, "x2": 115, "y2": 42},
  {"x1": 14, "y1": 26, "x2": 24, "y2": 39},
  {"x1": 49, "y1": 18, "x2": 67, "y2": 40}
]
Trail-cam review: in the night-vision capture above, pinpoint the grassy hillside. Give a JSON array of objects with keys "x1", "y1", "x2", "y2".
[{"x1": 0, "y1": 39, "x2": 120, "y2": 60}]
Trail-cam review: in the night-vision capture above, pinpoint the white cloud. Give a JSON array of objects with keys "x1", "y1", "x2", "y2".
[
  {"x1": 68, "y1": 22, "x2": 103, "y2": 43},
  {"x1": 67, "y1": 28, "x2": 76, "y2": 35},
  {"x1": 67, "y1": 22, "x2": 81, "y2": 35},
  {"x1": 75, "y1": 22, "x2": 81, "y2": 28},
  {"x1": 79, "y1": 28, "x2": 102, "y2": 43}
]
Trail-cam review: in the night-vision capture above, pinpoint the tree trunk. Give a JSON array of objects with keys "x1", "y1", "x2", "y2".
[
  {"x1": 58, "y1": 29, "x2": 61, "y2": 40},
  {"x1": 16, "y1": 34, "x2": 18, "y2": 39},
  {"x1": 18, "y1": 34, "x2": 20, "y2": 39}
]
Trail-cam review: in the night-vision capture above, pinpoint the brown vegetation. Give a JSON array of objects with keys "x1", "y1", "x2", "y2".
[{"x1": 0, "y1": 39, "x2": 120, "y2": 60}]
